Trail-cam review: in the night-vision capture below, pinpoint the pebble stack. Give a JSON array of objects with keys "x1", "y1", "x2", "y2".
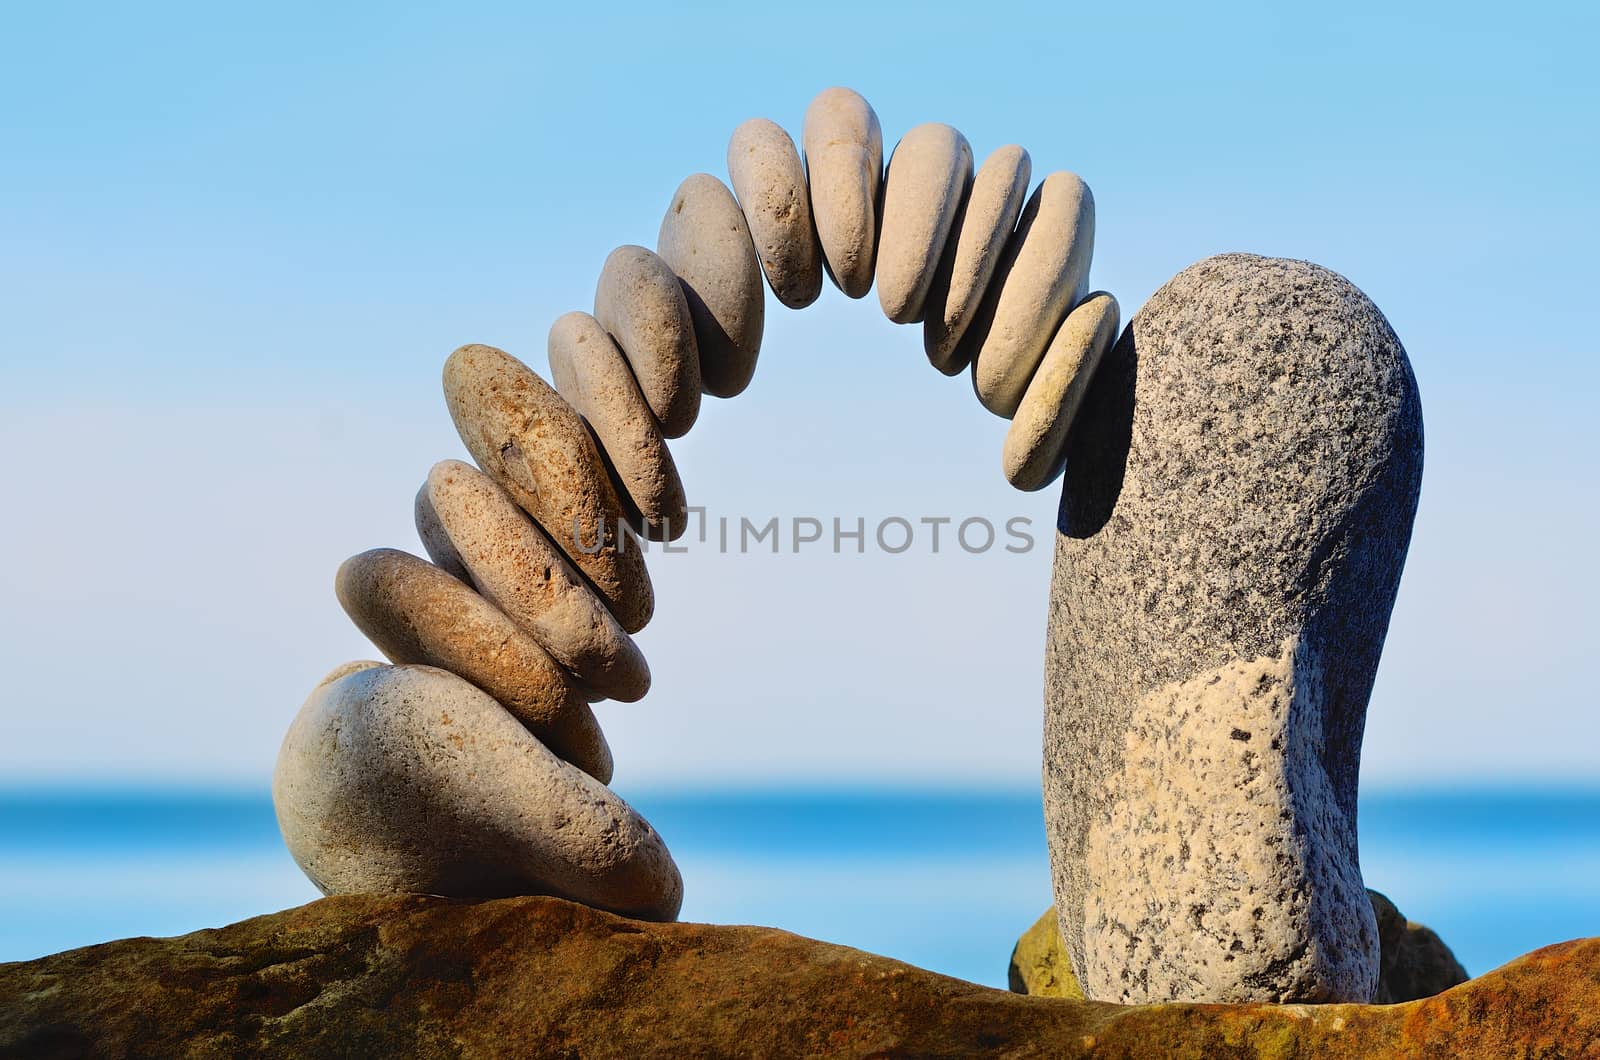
[{"x1": 274, "y1": 87, "x2": 1117, "y2": 923}]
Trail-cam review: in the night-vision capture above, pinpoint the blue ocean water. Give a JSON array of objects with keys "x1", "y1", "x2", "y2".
[{"x1": 1, "y1": 787, "x2": 1596, "y2": 990}]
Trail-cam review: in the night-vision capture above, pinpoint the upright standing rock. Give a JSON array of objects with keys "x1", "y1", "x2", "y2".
[{"x1": 1043, "y1": 254, "x2": 1423, "y2": 1004}]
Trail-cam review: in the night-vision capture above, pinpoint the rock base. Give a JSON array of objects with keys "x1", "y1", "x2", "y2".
[
  {"x1": 1009, "y1": 890, "x2": 1469, "y2": 1004},
  {"x1": 3, "y1": 896, "x2": 1595, "y2": 1058}
]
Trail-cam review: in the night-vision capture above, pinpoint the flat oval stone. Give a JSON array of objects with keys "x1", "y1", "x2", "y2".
[
  {"x1": 923, "y1": 144, "x2": 1031, "y2": 373},
  {"x1": 965, "y1": 171, "x2": 1096, "y2": 416},
  {"x1": 875, "y1": 123, "x2": 973, "y2": 324},
  {"x1": 335, "y1": 547, "x2": 614, "y2": 781},
  {"x1": 593, "y1": 246, "x2": 701, "y2": 437},
  {"x1": 727, "y1": 118, "x2": 822, "y2": 309},
  {"x1": 548, "y1": 311, "x2": 688, "y2": 542},
  {"x1": 442, "y1": 343, "x2": 653, "y2": 633},
  {"x1": 802, "y1": 87, "x2": 882, "y2": 299},
  {"x1": 656, "y1": 174, "x2": 764, "y2": 399},
  {"x1": 421, "y1": 460, "x2": 649, "y2": 703},
  {"x1": 273, "y1": 662, "x2": 682, "y2": 920},
  {"x1": 1002, "y1": 292, "x2": 1120, "y2": 491},
  {"x1": 413, "y1": 484, "x2": 472, "y2": 583}
]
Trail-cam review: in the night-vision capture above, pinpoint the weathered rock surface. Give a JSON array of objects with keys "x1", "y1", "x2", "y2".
[
  {"x1": 1045, "y1": 254, "x2": 1425, "y2": 1004},
  {"x1": 727, "y1": 117, "x2": 822, "y2": 309},
  {"x1": 802, "y1": 86, "x2": 882, "y2": 299},
  {"x1": 4, "y1": 895, "x2": 1594, "y2": 1058},
  {"x1": 271, "y1": 667, "x2": 681, "y2": 919},
  {"x1": 656, "y1": 173, "x2": 764, "y2": 398},
  {"x1": 441, "y1": 342, "x2": 653, "y2": 632},
  {"x1": 1010, "y1": 891, "x2": 1470, "y2": 1004},
  {"x1": 334, "y1": 547, "x2": 613, "y2": 781}
]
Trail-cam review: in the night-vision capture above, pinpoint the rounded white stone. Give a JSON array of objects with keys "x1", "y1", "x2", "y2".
[
  {"x1": 923, "y1": 144, "x2": 1031, "y2": 373},
  {"x1": 966, "y1": 171, "x2": 1096, "y2": 417},
  {"x1": 802, "y1": 87, "x2": 883, "y2": 299},
  {"x1": 656, "y1": 173, "x2": 765, "y2": 399},
  {"x1": 1003, "y1": 292, "x2": 1121, "y2": 491},
  {"x1": 727, "y1": 118, "x2": 822, "y2": 309},
  {"x1": 273, "y1": 662, "x2": 682, "y2": 921},
  {"x1": 875, "y1": 122, "x2": 973, "y2": 325}
]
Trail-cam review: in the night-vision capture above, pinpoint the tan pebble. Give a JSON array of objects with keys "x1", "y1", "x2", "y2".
[
  {"x1": 414, "y1": 483, "x2": 472, "y2": 583},
  {"x1": 421, "y1": 459, "x2": 649, "y2": 702},
  {"x1": 548, "y1": 312, "x2": 688, "y2": 542},
  {"x1": 875, "y1": 123, "x2": 973, "y2": 324},
  {"x1": 593, "y1": 246, "x2": 701, "y2": 436},
  {"x1": 802, "y1": 87, "x2": 883, "y2": 299},
  {"x1": 1002, "y1": 292, "x2": 1120, "y2": 491},
  {"x1": 965, "y1": 172, "x2": 1096, "y2": 416},
  {"x1": 273, "y1": 663, "x2": 682, "y2": 920},
  {"x1": 923, "y1": 145, "x2": 1031, "y2": 373},
  {"x1": 442, "y1": 343, "x2": 653, "y2": 633},
  {"x1": 334, "y1": 547, "x2": 614, "y2": 781},
  {"x1": 656, "y1": 174, "x2": 765, "y2": 398},
  {"x1": 727, "y1": 118, "x2": 822, "y2": 309}
]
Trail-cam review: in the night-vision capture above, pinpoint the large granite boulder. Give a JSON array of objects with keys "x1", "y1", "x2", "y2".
[
  {"x1": 2, "y1": 896, "x2": 1593, "y2": 1057},
  {"x1": 1045, "y1": 254, "x2": 1424, "y2": 1003}
]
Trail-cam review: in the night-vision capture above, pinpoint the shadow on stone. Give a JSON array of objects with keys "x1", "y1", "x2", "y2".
[{"x1": 1056, "y1": 320, "x2": 1137, "y2": 540}]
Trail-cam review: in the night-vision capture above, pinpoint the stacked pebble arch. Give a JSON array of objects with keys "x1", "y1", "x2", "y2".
[{"x1": 272, "y1": 87, "x2": 1115, "y2": 923}]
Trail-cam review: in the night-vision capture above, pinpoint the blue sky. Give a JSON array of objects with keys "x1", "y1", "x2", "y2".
[{"x1": 1, "y1": 1, "x2": 1596, "y2": 789}]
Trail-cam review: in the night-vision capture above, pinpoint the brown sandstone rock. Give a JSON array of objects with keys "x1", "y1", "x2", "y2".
[{"x1": 2, "y1": 895, "x2": 1593, "y2": 1058}]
